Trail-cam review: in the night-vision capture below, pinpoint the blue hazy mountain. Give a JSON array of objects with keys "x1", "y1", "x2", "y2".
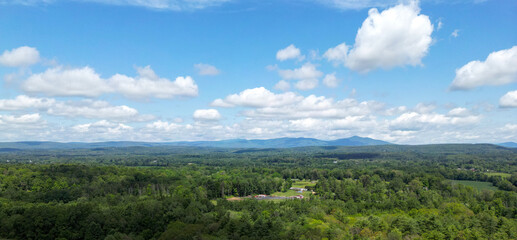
[
  {"x1": 498, "y1": 142, "x2": 517, "y2": 148},
  {"x1": 0, "y1": 136, "x2": 391, "y2": 150}
]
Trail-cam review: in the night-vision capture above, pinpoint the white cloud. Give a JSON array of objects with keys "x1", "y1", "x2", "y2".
[
  {"x1": 329, "y1": 1, "x2": 433, "y2": 72},
  {"x1": 22, "y1": 65, "x2": 199, "y2": 99},
  {"x1": 0, "y1": 95, "x2": 153, "y2": 122},
  {"x1": 295, "y1": 78, "x2": 319, "y2": 91},
  {"x1": 194, "y1": 63, "x2": 220, "y2": 76},
  {"x1": 278, "y1": 63, "x2": 322, "y2": 80},
  {"x1": 451, "y1": 29, "x2": 459, "y2": 38},
  {"x1": 448, "y1": 107, "x2": 470, "y2": 117},
  {"x1": 244, "y1": 96, "x2": 384, "y2": 120},
  {"x1": 414, "y1": 103, "x2": 436, "y2": 113},
  {"x1": 0, "y1": 113, "x2": 41, "y2": 124},
  {"x1": 0, "y1": 46, "x2": 40, "y2": 67},
  {"x1": 72, "y1": 120, "x2": 133, "y2": 137},
  {"x1": 274, "y1": 80, "x2": 290, "y2": 91},
  {"x1": 193, "y1": 109, "x2": 221, "y2": 121},
  {"x1": 502, "y1": 123, "x2": 517, "y2": 132},
  {"x1": 322, "y1": 73, "x2": 340, "y2": 88},
  {"x1": 278, "y1": 63, "x2": 323, "y2": 90},
  {"x1": 2, "y1": 0, "x2": 231, "y2": 11},
  {"x1": 437, "y1": 19, "x2": 443, "y2": 30},
  {"x1": 211, "y1": 87, "x2": 303, "y2": 108},
  {"x1": 22, "y1": 66, "x2": 110, "y2": 97},
  {"x1": 323, "y1": 42, "x2": 348, "y2": 65},
  {"x1": 48, "y1": 100, "x2": 153, "y2": 121},
  {"x1": 0, "y1": 95, "x2": 55, "y2": 111},
  {"x1": 145, "y1": 120, "x2": 184, "y2": 132},
  {"x1": 110, "y1": 66, "x2": 198, "y2": 99},
  {"x1": 389, "y1": 111, "x2": 480, "y2": 131},
  {"x1": 499, "y1": 90, "x2": 517, "y2": 108},
  {"x1": 450, "y1": 46, "x2": 517, "y2": 90},
  {"x1": 276, "y1": 44, "x2": 305, "y2": 61},
  {"x1": 213, "y1": 88, "x2": 385, "y2": 120}
]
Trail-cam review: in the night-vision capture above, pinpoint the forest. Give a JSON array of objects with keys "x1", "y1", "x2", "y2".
[{"x1": 0, "y1": 144, "x2": 516, "y2": 239}]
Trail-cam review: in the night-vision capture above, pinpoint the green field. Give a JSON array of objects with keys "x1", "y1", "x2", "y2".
[
  {"x1": 485, "y1": 172, "x2": 512, "y2": 178},
  {"x1": 291, "y1": 180, "x2": 317, "y2": 188},
  {"x1": 272, "y1": 189, "x2": 312, "y2": 198},
  {"x1": 450, "y1": 180, "x2": 499, "y2": 191}
]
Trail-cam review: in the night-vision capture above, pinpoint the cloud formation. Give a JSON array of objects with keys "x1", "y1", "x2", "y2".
[
  {"x1": 193, "y1": 109, "x2": 221, "y2": 121},
  {"x1": 450, "y1": 46, "x2": 517, "y2": 90},
  {"x1": 323, "y1": 43, "x2": 348, "y2": 66},
  {"x1": 0, "y1": 46, "x2": 40, "y2": 67},
  {"x1": 22, "y1": 65, "x2": 198, "y2": 99},
  {"x1": 23, "y1": 66, "x2": 110, "y2": 97},
  {"x1": 322, "y1": 73, "x2": 339, "y2": 88},
  {"x1": 110, "y1": 66, "x2": 198, "y2": 99},
  {"x1": 276, "y1": 44, "x2": 305, "y2": 61},
  {"x1": 278, "y1": 63, "x2": 323, "y2": 90},
  {"x1": 499, "y1": 90, "x2": 517, "y2": 108},
  {"x1": 324, "y1": 1, "x2": 433, "y2": 73},
  {"x1": 346, "y1": 2, "x2": 433, "y2": 72},
  {"x1": 211, "y1": 87, "x2": 302, "y2": 108},
  {"x1": 0, "y1": 95, "x2": 153, "y2": 122}
]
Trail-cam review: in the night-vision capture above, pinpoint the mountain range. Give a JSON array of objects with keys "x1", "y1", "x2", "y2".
[
  {"x1": 0, "y1": 136, "x2": 390, "y2": 150},
  {"x1": 0, "y1": 137, "x2": 515, "y2": 150}
]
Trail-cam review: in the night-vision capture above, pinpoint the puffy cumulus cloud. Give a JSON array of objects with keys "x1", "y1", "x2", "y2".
[
  {"x1": 326, "y1": 1, "x2": 433, "y2": 73},
  {"x1": 414, "y1": 103, "x2": 436, "y2": 113},
  {"x1": 499, "y1": 90, "x2": 517, "y2": 108},
  {"x1": 276, "y1": 44, "x2": 305, "y2": 61},
  {"x1": 322, "y1": 73, "x2": 340, "y2": 88},
  {"x1": 278, "y1": 63, "x2": 323, "y2": 90},
  {"x1": 0, "y1": 46, "x2": 40, "y2": 67},
  {"x1": 323, "y1": 43, "x2": 348, "y2": 65},
  {"x1": 313, "y1": 0, "x2": 398, "y2": 10},
  {"x1": 110, "y1": 66, "x2": 198, "y2": 99},
  {"x1": 0, "y1": 95, "x2": 153, "y2": 122},
  {"x1": 447, "y1": 107, "x2": 470, "y2": 117},
  {"x1": 389, "y1": 110, "x2": 480, "y2": 131},
  {"x1": 193, "y1": 109, "x2": 221, "y2": 121},
  {"x1": 3, "y1": 0, "x2": 231, "y2": 11},
  {"x1": 450, "y1": 46, "x2": 517, "y2": 90},
  {"x1": 22, "y1": 65, "x2": 198, "y2": 99},
  {"x1": 278, "y1": 63, "x2": 322, "y2": 82},
  {"x1": 145, "y1": 120, "x2": 185, "y2": 132},
  {"x1": 71, "y1": 120, "x2": 133, "y2": 139},
  {"x1": 213, "y1": 87, "x2": 385, "y2": 120},
  {"x1": 244, "y1": 96, "x2": 385, "y2": 120},
  {"x1": 211, "y1": 87, "x2": 303, "y2": 108},
  {"x1": 0, "y1": 113, "x2": 42, "y2": 125},
  {"x1": 0, "y1": 95, "x2": 54, "y2": 111},
  {"x1": 274, "y1": 80, "x2": 290, "y2": 91},
  {"x1": 48, "y1": 100, "x2": 154, "y2": 121},
  {"x1": 295, "y1": 78, "x2": 319, "y2": 91},
  {"x1": 194, "y1": 63, "x2": 220, "y2": 76},
  {"x1": 0, "y1": 103, "x2": 502, "y2": 144},
  {"x1": 22, "y1": 66, "x2": 110, "y2": 97}
]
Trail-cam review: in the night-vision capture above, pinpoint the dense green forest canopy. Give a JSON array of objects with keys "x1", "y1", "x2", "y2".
[{"x1": 0, "y1": 144, "x2": 516, "y2": 239}]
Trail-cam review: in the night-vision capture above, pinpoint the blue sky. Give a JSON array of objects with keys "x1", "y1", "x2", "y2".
[{"x1": 0, "y1": 0, "x2": 516, "y2": 143}]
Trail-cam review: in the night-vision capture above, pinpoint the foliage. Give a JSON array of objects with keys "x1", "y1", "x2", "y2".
[{"x1": 0, "y1": 145, "x2": 516, "y2": 239}]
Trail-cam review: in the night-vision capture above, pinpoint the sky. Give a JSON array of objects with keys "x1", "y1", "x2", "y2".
[{"x1": 0, "y1": 0, "x2": 516, "y2": 144}]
